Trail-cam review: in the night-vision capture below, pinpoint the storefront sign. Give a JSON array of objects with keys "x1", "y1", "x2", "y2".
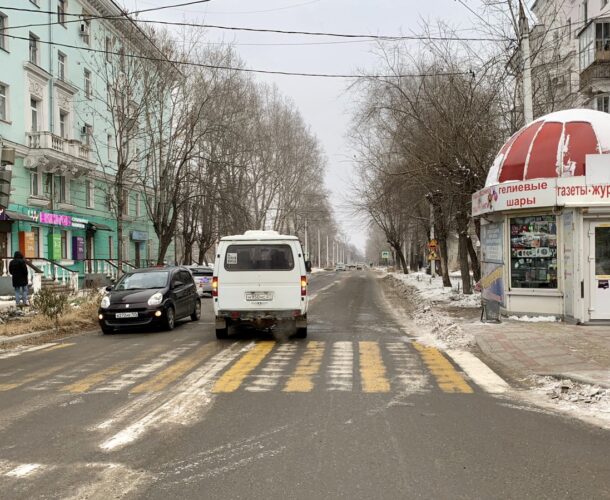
[
  {"x1": 472, "y1": 180, "x2": 557, "y2": 216},
  {"x1": 480, "y1": 221, "x2": 504, "y2": 306},
  {"x1": 40, "y1": 212, "x2": 72, "y2": 227},
  {"x1": 72, "y1": 236, "x2": 85, "y2": 260},
  {"x1": 556, "y1": 177, "x2": 610, "y2": 206},
  {"x1": 71, "y1": 217, "x2": 88, "y2": 229},
  {"x1": 131, "y1": 230, "x2": 148, "y2": 241}
]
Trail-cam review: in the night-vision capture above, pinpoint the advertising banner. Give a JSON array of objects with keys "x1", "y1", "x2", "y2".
[
  {"x1": 481, "y1": 262, "x2": 504, "y2": 305},
  {"x1": 480, "y1": 221, "x2": 504, "y2": 306},
  {"x1": 72, "y1": 236, "x2": 85, "y2": 260}
]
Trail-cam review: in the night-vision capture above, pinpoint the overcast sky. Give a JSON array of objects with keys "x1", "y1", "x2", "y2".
[{"x1": 120, "y1": 0, "x2": 489, "y2": 251}]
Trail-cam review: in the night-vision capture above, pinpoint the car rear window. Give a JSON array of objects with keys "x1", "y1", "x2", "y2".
[
  {"x1": 224, "y1": 244, "x2": 295, "y2": 271},
  {"x1": 191, "y1": 268, "x2": 213, "y2": 276}
]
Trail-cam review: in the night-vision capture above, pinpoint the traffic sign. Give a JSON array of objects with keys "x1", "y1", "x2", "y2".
[{"x1": 381, "y1": 251, "x2": 390, "y2": 259}]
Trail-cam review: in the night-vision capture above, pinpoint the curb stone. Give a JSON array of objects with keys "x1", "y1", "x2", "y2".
[{"x1": 0, "y1": 329, "x2": 57, "y2": 346}]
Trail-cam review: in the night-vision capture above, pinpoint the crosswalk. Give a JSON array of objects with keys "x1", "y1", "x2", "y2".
[{"x1": 0, "y1": 339, "x2": 477, "y2": 396}]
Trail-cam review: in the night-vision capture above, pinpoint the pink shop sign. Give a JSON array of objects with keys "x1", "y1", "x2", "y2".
[{"x1": 39, "y1": 212, "x2": 72, "y2": 226}]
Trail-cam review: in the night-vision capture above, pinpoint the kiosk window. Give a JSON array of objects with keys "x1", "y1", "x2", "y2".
[{"x1": 510, "y1": 215, "x2": 557, "y2": 289}]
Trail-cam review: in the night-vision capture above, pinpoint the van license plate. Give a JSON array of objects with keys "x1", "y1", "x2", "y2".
[
  {"x1": 246, "y1": 292, "x2": 272, "y2": 301},
  {"x1": 116, "y1": 312, "x2": 138, "y2": 318}
]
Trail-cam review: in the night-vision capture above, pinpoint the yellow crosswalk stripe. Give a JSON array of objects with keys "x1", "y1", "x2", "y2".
[
  {"x1": 0, "y1": 363, "x2": 70, "y2": 391},
  {"x1": 65, "y1": 345, "x2": 168, "y2": 394},
  {"x1": 412, "y1": 342, "x2": 473, "y2": 393},
  {"x1": 359, "y1": 341, "x2": 390, "y2": 393},
  {"x1": 131, "y1": 343, "x2": 218, "y2": 393},
  {"x1": 213, "y1": 341, "x2": 275, "y2": 393},
  {"x1": 283, "y1": 341, "x2": 325, "y2": 393}
]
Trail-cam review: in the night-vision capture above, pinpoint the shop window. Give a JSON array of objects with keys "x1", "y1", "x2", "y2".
[{"x1": 510, "y1": 215, "x2": 558, "y2": 289}]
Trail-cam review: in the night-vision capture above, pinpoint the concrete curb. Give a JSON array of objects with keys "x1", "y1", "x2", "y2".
[
  {"x1": 0, "y1": 329, "x2": 57, "y2": 346},
  {"x1": 538, "y1": 371, "x2": 610, "y2": 389}
]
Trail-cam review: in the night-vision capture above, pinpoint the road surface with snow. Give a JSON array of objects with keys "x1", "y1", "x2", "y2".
[{"x1": 0, "y1": 271, "x2": 608, "y2": 499}]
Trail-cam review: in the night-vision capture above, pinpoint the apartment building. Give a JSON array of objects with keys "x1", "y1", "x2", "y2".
[{"x1": 0, "y1": 0, "x2": 173, "y2": 289}]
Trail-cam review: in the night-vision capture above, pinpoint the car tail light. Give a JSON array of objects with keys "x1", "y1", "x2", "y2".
[
  {"x1": 212, "y1": 276, "x2": 218, "y2": 297},
  {"x1": 301, "y1": 275, "x2": 307, "y2": 296}
]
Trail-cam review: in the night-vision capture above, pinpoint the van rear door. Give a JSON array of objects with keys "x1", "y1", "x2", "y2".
[{"x1": 217, "y1": 242, "x2": 301, "y2": 311}]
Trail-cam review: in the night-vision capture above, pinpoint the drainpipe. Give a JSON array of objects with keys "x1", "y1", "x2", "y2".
[{"x1": 48, "y1": 0, "x2": 54, "y2": 134}]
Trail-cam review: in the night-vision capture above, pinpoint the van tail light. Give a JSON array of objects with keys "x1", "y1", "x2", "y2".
[
  {"x1": 301, "y1": 275, "x2": 307, "y2": 296},
  {"x1": 212, "y1": 276, "x2": 218, "y2": 297}
]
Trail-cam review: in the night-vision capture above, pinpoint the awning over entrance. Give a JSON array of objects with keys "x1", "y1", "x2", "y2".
[
  {"x1": 0, "y1": 210, "x2": 37, "y2": 222},
  {"x1": 87, "y1": 222, "x2": 113, "y2": 232}
]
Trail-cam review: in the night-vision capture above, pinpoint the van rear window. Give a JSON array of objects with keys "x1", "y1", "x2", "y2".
[{"x1": 224, "y1": 244, "x2": 295, "y2": 271}]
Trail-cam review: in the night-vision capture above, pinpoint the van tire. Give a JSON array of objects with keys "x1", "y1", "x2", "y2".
[
  {"x1": 215, "y1": 326, "x2": 229, "y2": 339},
  {"x1": 294, "y1": 327, "x2": 307, "y2": 339}
]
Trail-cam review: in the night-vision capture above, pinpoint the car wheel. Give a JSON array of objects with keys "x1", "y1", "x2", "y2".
[
  {"x1": 164, "y1": 306, "x2": 175, "y2": 331},
  {"x1": 101, "y1": 324, "x2": 114, "y2": 335},
  {"x1": 191, "y1": 299, "x2": 201, "y2": 321}
]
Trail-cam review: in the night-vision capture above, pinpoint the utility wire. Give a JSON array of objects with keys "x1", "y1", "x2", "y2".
[
  {"x1": 0, "y1": 4, "x2": 514, "y2": 42},
  {"x1": 3, "y1": 32, "x2": 478, "y2": 79}
]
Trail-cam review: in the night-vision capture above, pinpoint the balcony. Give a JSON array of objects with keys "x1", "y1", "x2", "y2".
[
  {"x1": 24, "y1": 131, "x2": 93, "y2": 177},
  {"x1": 580, "y1": 51, "x2": 610, "y2": 91}
]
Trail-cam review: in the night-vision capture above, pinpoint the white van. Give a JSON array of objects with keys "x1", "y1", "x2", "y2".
[{"x1": 212, "y1": 231, "x2": 311, "y2": 339}]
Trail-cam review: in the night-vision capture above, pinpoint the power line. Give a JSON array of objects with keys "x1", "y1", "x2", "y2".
[
  {"x1": 3, "y1": 32, "x2": 477, "y2": 79},
  {"x1": 0, "y1": 5, "x2": 514, "y2": 42}
]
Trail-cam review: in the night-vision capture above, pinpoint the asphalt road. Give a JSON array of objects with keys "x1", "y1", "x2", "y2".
[{"x1": 0, "y1": 271, "x2": 608, "y2": 499}]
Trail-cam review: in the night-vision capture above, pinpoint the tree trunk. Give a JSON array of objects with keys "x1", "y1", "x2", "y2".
[
  {"x1": 157, "y1": 235, "x2": 173, "y2": 266},
  {"x1": 438, "y1": 236, "x2": 451, "y2": 287},
  {"x1": 391, "y1": 241, "x2": 409, "y2": 274},
  {"x1": 467, "y1": 236, "x2": 481, "y2": 283},
  {"x1": 458, "y1": 232, "x2": 473, "y2": 294}
]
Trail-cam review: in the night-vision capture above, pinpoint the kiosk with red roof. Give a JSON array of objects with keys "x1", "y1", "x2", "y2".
[{"x1": 472, "y1": 109, "x2": 610, "y2": 323}]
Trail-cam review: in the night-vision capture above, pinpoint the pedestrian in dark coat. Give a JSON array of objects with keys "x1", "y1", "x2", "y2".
[{"x1": 8, "y1": 251, "x2": 29, "y2": 307}]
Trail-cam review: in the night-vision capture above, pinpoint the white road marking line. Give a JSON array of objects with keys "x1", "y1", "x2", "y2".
[
  {"x1": 99, "y1": 342, "x2": 254, "y2": 452},
  {"x1": 5, "y1": 463, "x2": 42, "y2": 477},
  {"x1": 308, "y1": 279, "x2": 341, "y2": 302},
  {"x1": 95, "y1": 343, "x2": 198, "y2": 392},
  {"x1": 0, "y1": 344, "x2": 57, "y2": 359},
  {"x1": 446, "y1": 350, "x2": 510, "y2": 394},
  {"x1": 327, "y1": 341, "x2": 353, "y2": 391},
  {"x1": 387, "y1": 341, "x2": 429, "y2": 394},
  {"x1": 244, "y1": 343, "x2": 298, "y2": 392}
]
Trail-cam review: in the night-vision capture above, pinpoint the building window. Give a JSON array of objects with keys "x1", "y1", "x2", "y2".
[
  {"x1": 135, "y1": 192, "x2": 141, "y2": 217},
  {"x1": 81, "y1": 13, "x2": 91, "y2": 45},
  {"x1": 59, "y1": 110, "x2": 68, "y2": 138},
  {"x1": 30, "y1": 98, "x2": 39, "y2": 132},
  {"x1": 57, "y1": 52, "x2": 66, "y2": 81},
  {"x1": 82, "y1": 124, "x2": 92, "y2": 145},
  {"x1": 105, "y1": 36, "x2": 111, "y2": 62},
  {"x1": 29, "y1": 33, "x2": 39, "y2": 64},
  {"x1": 54, "y1": 175, "x2": 68, "y2": 203},
  {"x1": 57, "y1": 0, "x2": 66, "y2": 26},
  {"x1": 84, "y1": 69, "x2": 91, "y2": 99},
  {"x1": 30, "y1": 170, "x2": 39, "y2": 196},
  {"x1": 595, "y1": 95, "x2": 609, "y2": 113},
  {"x1": 0, "y1": 13, "x2": 8, "y2": 51},
  {"x1": 0, "y1": 83, "x2": 6, "y2": 121},
  {"x1": 86, "y1": 179, "x2": 95, "y2": 208},
  {"x1": 510, "y1": 215, "x2": 558, "y2": 289}
]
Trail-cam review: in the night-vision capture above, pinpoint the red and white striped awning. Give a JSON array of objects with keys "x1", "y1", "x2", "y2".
[{"x1": 485, "y1": 109, "x2": 610, "y2": 187}]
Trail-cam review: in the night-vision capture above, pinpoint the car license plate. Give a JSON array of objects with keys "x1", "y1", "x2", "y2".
[
  {"x1": 115, "y1": 312, "x2": 138, "y2": 318},
  {"x1": 246, "y1": 292, "x2": 272, "y2": 301}
]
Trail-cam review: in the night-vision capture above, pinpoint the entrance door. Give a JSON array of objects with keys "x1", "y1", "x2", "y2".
[
  {"x1": 0, "y1": 232, "x2": 7, "y2": 275},
  {"x1": 86, "y1": 233, "x2": 94, "y2": 272},
  {"x1": 134, "y1": 242, "x2": 141, "y2": 268},
  {"x1": 588, "y1": 221, "x2": 610, "y2": 320}
]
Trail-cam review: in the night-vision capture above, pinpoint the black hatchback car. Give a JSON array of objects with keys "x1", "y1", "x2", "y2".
[{"x1": 98, "y1": 267, "x2": 201, "y2": 334}]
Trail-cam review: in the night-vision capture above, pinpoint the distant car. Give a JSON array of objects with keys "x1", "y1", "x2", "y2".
[
  {"x1": 335, "y1": 263, "x2": 346, "y2": 271},
  {"x1": 189, "y1": 265, "x2": 214, "y2": 297},
  {"x1": 98, "y1": 267, "x2": 201, "y2": 334},
  {"x1": 356, "y1": 264, "x2": 363, "y2": 270}
]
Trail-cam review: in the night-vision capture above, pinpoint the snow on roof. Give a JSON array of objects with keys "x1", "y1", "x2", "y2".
[
  {"x1": 485, "y1": 109, "x2": 610, "y2": 187},
  {"x1": 220, "y1": 230, "x2": 299, "y2": 241}
]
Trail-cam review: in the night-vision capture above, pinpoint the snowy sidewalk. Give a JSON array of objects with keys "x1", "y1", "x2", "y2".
[{"x1": 473, "y1": 322, "x2": 610, "y2": 388}]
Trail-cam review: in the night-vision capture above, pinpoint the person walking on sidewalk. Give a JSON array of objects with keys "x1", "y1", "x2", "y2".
[{"x1": 9, "y1": 251, "x2": 29, "y2": 307}]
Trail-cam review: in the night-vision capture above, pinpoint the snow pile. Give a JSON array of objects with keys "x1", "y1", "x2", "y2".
[
  {"x1": 386, "y1": 274, "x2": 475, "y2": 349},
  {"x1": 507, "y1": 315, "x2": 558, "y2": 322},
  {"x1": 528, "y1": 376, "x2": 610, "y2": 427},
  {"x1": 391, "y1": 272, "x2": 481, "y2": 309}
]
